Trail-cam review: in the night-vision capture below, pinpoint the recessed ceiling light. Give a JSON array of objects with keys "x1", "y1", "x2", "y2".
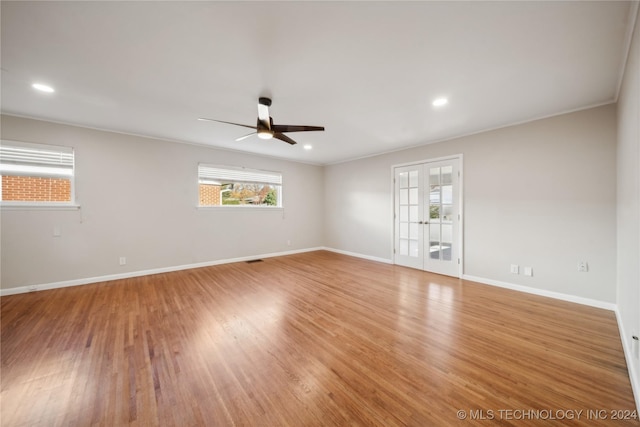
[
  {"x1": 432, "y1": 97, "x2": 448, "y2": 107},
  {"x1": 303, "y1": 144, "x2": 312, "y2": 150},
  {"x1": 32, "y1": 83, "x2": 55, "y2": 93}
]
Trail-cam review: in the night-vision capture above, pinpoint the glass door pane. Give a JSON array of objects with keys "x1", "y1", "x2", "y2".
[
  {"x1": 440, "y1": 165, "x2": 454, "y2": 261},
  {"x1": 428, "y1": 167, "x2": 443, "y2": 260},
  {"x1": 399, "y1": 171, "x2": 410, "y2": 256},
  {"x1": 394, "y1": 166, "x2": 423, "y2": 269},
  {"x1": 424, "y1": 159, "x2": 460, "y2": 276}
]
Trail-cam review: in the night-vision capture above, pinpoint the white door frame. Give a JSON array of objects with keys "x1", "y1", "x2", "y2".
[{"x1": 391, "y1": 154, "x2": 464, "y2": 278}]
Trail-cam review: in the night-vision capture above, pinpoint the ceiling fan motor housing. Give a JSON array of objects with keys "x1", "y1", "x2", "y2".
[{"x1": 256, "y1": 117, "x2": 274, "y2": 130}]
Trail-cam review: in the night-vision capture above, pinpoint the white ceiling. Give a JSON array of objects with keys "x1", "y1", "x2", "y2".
[{"x1": 1, "y1": 1, "x2": 636, "y2": 165}]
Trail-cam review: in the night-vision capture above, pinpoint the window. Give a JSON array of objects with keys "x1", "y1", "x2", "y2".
[
  {"x1": 198, "y1": 164, "x2": 282, "y2": 207},
  {"x1": 0, "y1": 141, "x2": 75, "y2": 205}
]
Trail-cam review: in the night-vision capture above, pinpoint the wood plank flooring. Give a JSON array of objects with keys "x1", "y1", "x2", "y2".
[{"x1": 1, "y1": 251, "x2": 638, "y2": 426}]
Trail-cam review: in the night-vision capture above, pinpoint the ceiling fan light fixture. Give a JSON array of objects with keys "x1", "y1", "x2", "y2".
[{"x1": 257, "y1": 130, "x2": 273, "y2": 140}]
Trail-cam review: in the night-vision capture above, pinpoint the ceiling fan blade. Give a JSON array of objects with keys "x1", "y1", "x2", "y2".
[
  {"x1": 271, "y1": 125, "x2": 325, "y2": 133},
  {"x1": 273, "y1": 133, "x2": 298, "y2": 145},
  {"x1": 198, "y1": 118, "x2": 257, "y2": 130},
  {"x1": 236, "y1": 132, "x2": 257, "y2": 141}
]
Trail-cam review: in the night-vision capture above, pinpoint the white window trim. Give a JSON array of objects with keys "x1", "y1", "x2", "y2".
[
  {"x1": 196, "y1": 205, "x2": 283, "y2": 211},
  {"x1": 0, "y1": 202, "x2": 81, "y2": 211},
  {"x1": 197, "y1": 163, "x2": 283, "y2": 208}
]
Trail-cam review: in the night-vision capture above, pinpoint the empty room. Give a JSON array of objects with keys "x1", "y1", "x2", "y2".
[{"x1": 1, "y1": 1, "x2": 640, "y2": 426}]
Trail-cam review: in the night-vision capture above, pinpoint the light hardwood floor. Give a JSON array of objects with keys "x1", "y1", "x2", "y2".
[{"x1": 1, "y1": 251, "x2": 638, "y2": 426}]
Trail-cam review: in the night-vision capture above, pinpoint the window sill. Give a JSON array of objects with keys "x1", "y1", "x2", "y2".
[
  {"x1": 197, "y1": 205, "x2": 283, "y2": 211},
  {"x1": 0, "y1": 203, "x2": 81, "y2": 211}
]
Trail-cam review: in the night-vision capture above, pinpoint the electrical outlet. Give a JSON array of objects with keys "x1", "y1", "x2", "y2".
[
  {"x1": 53, "y1": 226, "x2": 61, "y2": 237},
  {"x1": 577, "y1": 261, "x2": 588, "y2": 272},
  {"x1": 119, "y1": 257, "x2": 126, "y2": 266},
  {"x1": 510, "y1": 264, "x2": 519, "y2": 274},
  {"x1": 287, "y1": 240, "x2": 291, "y2": 246},
  {"x1": 524, "y1": 267, "x2": 533, "y2": 277}
]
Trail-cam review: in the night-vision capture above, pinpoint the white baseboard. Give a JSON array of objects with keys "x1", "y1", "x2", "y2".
[
  {"x1": 0, "y1": 247, "x2": 325, "y2": 296},
  {"x1": 322, "y1": 247, "x2": 393, "y2": 264},
  {"x1": 462, "y1": 274, "x2": 616, "y2": 311},
  {"x1": 615, "y1": 308, "x2": 640, "y2": 412}
]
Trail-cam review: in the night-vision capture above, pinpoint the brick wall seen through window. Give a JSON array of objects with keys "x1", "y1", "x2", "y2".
[
  {"x1": 1, "y1": 175, "x2": 71, "y2": 202},
  {"x1": 199, "y1": 184, "x2": 222, "y2": 206}
]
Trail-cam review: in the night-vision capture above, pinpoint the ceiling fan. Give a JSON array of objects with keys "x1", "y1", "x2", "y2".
[{"x1": 198, "y1": 97, "x2": 324, "y2": 145}]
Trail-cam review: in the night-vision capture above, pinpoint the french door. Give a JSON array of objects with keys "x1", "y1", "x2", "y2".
[{"x1": 394, "y1": 157, "x2": 461, "y2": 277}]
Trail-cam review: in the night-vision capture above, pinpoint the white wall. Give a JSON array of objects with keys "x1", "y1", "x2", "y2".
[
  {"x1": 325, "y1": 104, "x2": 617, "y2": 303},
  {"x1": 0, "y1": 115, "x2": 325, "y2": 291},
  {"x1": 617, "y1": 4, "x2": 640, "y2": 409}
]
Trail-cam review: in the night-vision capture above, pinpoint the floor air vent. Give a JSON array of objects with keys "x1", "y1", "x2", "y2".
[{"x1": 246, "y1": 259, "x2": 264, "y2": 264}]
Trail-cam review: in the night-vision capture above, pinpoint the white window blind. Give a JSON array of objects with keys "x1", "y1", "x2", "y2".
[
  {"x1": 0, "y1": 142, "x2": 74, "y2": 177},
  {"x1": 198, "y1": 164, "x2": 282, "y2": 186}
]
